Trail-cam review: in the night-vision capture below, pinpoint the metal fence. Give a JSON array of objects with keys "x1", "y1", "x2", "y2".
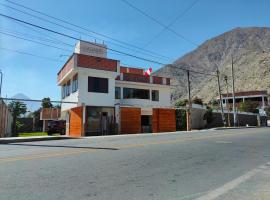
[{"x1": 0, "y1": 99, "x2": 13, "y2": 137}]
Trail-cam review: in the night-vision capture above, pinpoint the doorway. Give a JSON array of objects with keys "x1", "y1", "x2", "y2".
[
  {"x1": 101, "y1": 112, "x2": 108, "y2": 135},
  {"x1": 141, "y1": 115, "x2": 152, "y2": 133},
  {"x1": 85, "y1": 106, "x2": 115, "y2": 136}
]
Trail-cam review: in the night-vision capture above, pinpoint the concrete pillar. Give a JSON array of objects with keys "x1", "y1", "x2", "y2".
[
  {"x1": 42, "y1": 120, "x2": 46, "y2": 132},
  {"x1": 82, "y1": 104, "x2": 86, "y2": 136},
  {"x1": 262, "y1": 96, "x2": 265, "y2": 108}
]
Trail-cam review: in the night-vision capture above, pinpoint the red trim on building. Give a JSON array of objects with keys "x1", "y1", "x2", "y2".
[
  {"x1": 120, "y1": 66, "x2": 144, "y2": 75},
  {"x1": 57, "y1": 55, "x2": 74, "y2": 82},
  {"x1": 153, "y1": 76, "x2": 163, "y2": 84},
  {"x1": 123, "y1": 73, "x2": 150, "y2": 83},
  {"x1": 77, "y1": 54, "x2": 118, "y2": 72}
]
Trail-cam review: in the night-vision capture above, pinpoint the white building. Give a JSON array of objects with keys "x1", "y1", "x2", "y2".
[{"x1": 57, "y1": 41, "x2": 175, "y2": 137}]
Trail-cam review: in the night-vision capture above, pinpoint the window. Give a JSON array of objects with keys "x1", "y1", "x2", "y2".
[
  {"x1": 88, "y1": 76, "x2": 108, "y2": 93},
  {"x1": 115, "y1": 87, "x2": 121, "y2": 99},
  {"x1": 152, "y1": 90, "x2": 159, "y2": 101},
  {"x1": 66, "y1": 80, "x2": 71, "y2": 97},
  {"x1": 62, "y1": 84, "x2": 66, "y2": 99},
  {"x1": 72, "y1": 74, "x2": 78, "y2": 93},
  {"x1": 123, "y1": 88, "x2": 150, "y2": 99},
  {"x1": 245, "y1": 97, "x2": 263, "y2": 102}
]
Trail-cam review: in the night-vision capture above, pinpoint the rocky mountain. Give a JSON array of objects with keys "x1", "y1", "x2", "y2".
[
  {"x1": 11, "y1": 93, "x2": 40, "y2": 112},
  {"x1": 154, "y1": 27, "x2": 270, "y2": 103}
]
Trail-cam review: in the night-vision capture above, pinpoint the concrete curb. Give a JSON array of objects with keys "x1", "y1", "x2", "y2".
[
  {"x1": 0, "y1": 136, "x2": 76, "y2": 144},
  {"x1": 210, "y1": 126, "x2": 267, "y2": 131}
]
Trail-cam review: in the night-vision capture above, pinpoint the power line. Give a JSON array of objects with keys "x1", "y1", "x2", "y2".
[
  {"x1": 0, "y1": 97, "x2": 77, "y2": 104},
  {"x1": 121, "y1": 0, "x2": 198, "y2": 47},
  {"x1": 0, "y1": 31, "x2": 72, "y2": 52},
  {"x1": 0, "y1": 13, "x2": 169, "y2": 65},
  {"x1": 12, "y1": 18, "x2": 76, "y2": 47},
  {"x1": 0, "y1": 13, "x2": 219, "y2": 77},
  {"x1": 0, "y1": 47, "x2": 65, "y2": 62},
  {"x1": 0, "y1": 27, "x2": 73, "y2": 47},
  {"x1": 4, "y1": 0, "x2": 172, "y2": 61},
  {"x1": 143, "y1": 0, "x2": 200, "y2": 48}
]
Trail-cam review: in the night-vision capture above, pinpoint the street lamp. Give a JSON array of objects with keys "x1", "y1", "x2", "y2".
[
  {"x1": 0, "y1": 70, "x2": 3, "y2": 97},
  {"x1": 224, "y1": 75, "x2": 231, "y2": 127}
]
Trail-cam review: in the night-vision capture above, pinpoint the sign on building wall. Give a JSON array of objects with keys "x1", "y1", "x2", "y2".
[{"x1": 74, "y1": 40, "x2": 107, "y2": 58}]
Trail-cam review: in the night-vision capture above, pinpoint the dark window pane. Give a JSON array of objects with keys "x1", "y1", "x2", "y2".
[
  {"x1": 62, "y1": 84, "x2": 66, "y2": 99},
  {"x1": 88, "y1": 76, "x2": 108, "y2": 93},
  {"x1": 245, "y1": 97, "x2": 263, "y2": 102},
  {"x1": 152, "y1": 90, "x2": 159, "y2": 101},
  {"x1": 123, "y1": 88, "x2": 150, "y2": 99},
  {"x1": 66, "y1": 81, "x2": 70, "y2": 96},
  {"x1": 115, "y1": 87, "x2": 121, "y2": 99},
  {"x1": 72, "y1": 74, "x2": 78, "y2": 93}
]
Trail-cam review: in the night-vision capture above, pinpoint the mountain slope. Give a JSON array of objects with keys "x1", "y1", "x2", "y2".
[
  {"x1": 154, "y1": 27, "x2": 270, "y2": 103},
  {"x1": 11, "y1": 93, "x2": 40, "y2": 112}
]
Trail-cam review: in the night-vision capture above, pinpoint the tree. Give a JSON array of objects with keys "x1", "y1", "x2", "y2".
[
  {"x1": 192, "y1": 96, "x2": 203, "y2": 105},
  {"x1": 8, "y1": 101, "x2": 27, "y2": 136},
  {"x1": 203, "y1": 107, "x2": 213, "y2": 124},
  {"x1": 239, "y1": 100, "x2": 259, "y2": 113},
  {"x1": 42, "y1": 97, "x2": 53, "y2": 108},
  {"x1": 175, "y1": 99, "x2": 188, "y2": 107},
  {"x1": 54, "y1": 104, "x2": 61, "y2": 109}
]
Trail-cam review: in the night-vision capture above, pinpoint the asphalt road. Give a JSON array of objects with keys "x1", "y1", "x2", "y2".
[{"x1": 1, "y1": 128, "x2": 270, "y2": 200}]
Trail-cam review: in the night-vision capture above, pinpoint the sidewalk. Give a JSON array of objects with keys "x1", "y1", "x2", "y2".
[
  {"x1": 0, "y1": 135, "x2": 74, "y2": 144},
  {"x1": 211, "y1": 126, "x2": 264, "y2": 130}
]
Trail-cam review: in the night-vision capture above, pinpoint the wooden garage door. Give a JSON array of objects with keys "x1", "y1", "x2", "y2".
[
  {"x1": 152, "y1": 108, "x2": 176, "y2": 133},
  {"x1": 120, "y1": 107, "x2": 141, "y2": 134},
  {"x1": 69, "y1": 106, "x2": 83, "y2": 137}
]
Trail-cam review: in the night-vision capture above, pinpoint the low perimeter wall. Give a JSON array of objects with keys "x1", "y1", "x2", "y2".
[
  {"x1": 207, "y1": 111, "x2": 267, "y2": 128},
  {"x1": 0, "y1": 100, "x2": 13, "y2": 137}
]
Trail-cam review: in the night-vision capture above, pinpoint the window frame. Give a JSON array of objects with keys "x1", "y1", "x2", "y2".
[
  {"x1": 66, "y1": 80, "x2": 71, "y2": 97},
  {"x1": 115, "y1": 87, "x2": 121, "y2": 99},
  {"x1": 62, "y1": 84, "x2": 66, "y2": 99},
  {"x1": 123, "y1": 88, "x2": 150, "y2": 99},
  {"x1": 88, "y1": 76, "x2": 109, "y2": 93},
  {"x1": 151, "y1": 90, "x2": 159, "y2": 101},
  {"x1": 72, "y1": 74, "x2": 78, "y2": 93}
]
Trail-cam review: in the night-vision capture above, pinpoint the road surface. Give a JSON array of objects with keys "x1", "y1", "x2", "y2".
[{"x1": 1, "y1": 128, "x2": 270, "y2": 200}]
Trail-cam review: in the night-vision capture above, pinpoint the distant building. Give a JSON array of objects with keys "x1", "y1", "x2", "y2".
[
  {"x1": 40, "y1": 108, "x2": 61, "y2": 132},
  {"x1": 217, "y1": 90, "x2": 268, "y2": 112},
  {"x1": 57, "y1": 40, "x2": 176, "y2": 137}
]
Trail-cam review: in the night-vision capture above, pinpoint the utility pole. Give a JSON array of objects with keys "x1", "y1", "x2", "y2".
[
  {"x1": 216, "y1": 67, "x2": 226, "y2": 127},
  {"x1": 231, "y1": 55, "x2": 237, "y2": 126},
  {"x1": 224, "y1": 75, "x2": 231, "y2": 127},
  {"x1": 186, "y1": 70, "x2": 192, "y2": 131},
  {"x1": 0, "y1": 70, "x2": 3, "y2": 97}
]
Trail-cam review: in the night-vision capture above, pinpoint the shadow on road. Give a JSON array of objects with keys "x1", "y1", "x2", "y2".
[{"x1": 4, "y1": 143, "x2": 119, "y2": 151}]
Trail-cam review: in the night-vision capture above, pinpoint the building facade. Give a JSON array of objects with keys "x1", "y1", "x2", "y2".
[
  {"x1": 57, "y1": 41, "x2": 176, "y2": 137},
  {"x1": 218, "y1": 90, "x2": 268, "y2": 113}
]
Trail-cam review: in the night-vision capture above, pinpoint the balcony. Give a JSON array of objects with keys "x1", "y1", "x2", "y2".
[{"x1": 117, "y1": 73, "x2": 170, "y2": 85}]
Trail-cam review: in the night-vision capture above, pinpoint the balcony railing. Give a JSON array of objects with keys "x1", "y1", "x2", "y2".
[{"x1": 118, "y1": 73, "x2": 170, "y2": 85}]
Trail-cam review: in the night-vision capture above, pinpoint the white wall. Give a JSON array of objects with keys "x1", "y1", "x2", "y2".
[
  {"x1": 77, "y1": 68, "x2": 117, "y2": 107},
  {"x1": 61, "y1": 91, "x2": 79, "y2": 111}
]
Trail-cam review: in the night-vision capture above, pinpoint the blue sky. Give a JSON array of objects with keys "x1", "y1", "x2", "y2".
[{"x1": 0, "y1": 0, "x2": 270, "y2": 101}]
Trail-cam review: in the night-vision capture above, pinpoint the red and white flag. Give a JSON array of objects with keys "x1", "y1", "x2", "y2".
[{"x1": 144, "y1": 67, "x2": 152, "y2": 76}]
